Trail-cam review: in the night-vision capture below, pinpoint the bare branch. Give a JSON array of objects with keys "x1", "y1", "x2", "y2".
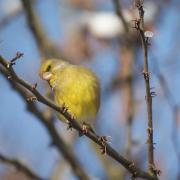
[
  {"x1": 0, "y1": 153, "x2": 44, "y2": 180},
  {"x1": 112, "y1": 0, "x2": 129, "y2": 33},
  {"x1": 0, "y1": 66, "x2": 89, "y2": 180},
  {"x1": 21, "y1": 0, "x2": 61, "y2": 58},
  {"x1": 112, "y1": 1, "x2": 135, "y2": 175},
  {"x1": 134, "y1": 0, "x2": 158, "y2": 176},
  {"x1": 0, "y1": 55, "x2": 158, "y2": 180}
]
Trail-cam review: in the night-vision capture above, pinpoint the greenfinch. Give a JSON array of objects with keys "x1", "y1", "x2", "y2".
[{"x1": 39, "y1": 59, "x2": 100, "y2": 126}]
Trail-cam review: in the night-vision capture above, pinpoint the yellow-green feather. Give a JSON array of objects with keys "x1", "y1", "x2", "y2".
[
  {"x1": 42, "y1": 60, "x2": 100, "y2": 123},
  {"x1": 54, "y1": 65, "x2": 100, "y2": 123}
]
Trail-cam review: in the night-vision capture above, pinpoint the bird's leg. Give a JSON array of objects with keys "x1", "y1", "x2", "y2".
[{"x1": 61, "y1": 102, "x2": 68, "y2": 114}]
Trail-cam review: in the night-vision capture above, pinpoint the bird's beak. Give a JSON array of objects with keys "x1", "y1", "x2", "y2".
[{"x1": 42, "y1": 72, "x2": 53, "y2": 81}]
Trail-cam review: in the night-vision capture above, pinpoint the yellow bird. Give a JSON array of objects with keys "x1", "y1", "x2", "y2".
[{"x1": 39, "y1": 59, "x2": 100, "y2": 128}]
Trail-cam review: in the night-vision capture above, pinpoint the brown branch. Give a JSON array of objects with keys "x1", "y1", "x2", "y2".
[
  {"x1": 112, "y1": 0, "x2": 135, "y2": 175},
  {"x1": 123, "y1": 49, "x2": 135, "y2": 158},
  {"x1": 21, "y1": 0, "x2": 61, "y2": 58},
  {"x1": 0, "y1": 153, "x2": 44, "y2": 180},
  {"x1": 0, "y1": 67, "x2": 89, "y2": 180},
  {"x1": 0, "y1": 55, "x2": 158, "y2": 180},
  {"x1": 112, "y1": 0, "x2": 129, "y2": 33},
  {"x1": 120, "y1": 47, "x2": 135, "y2": 180},
  {"x1": 16, "y1": 2, "x2": 84, "y2": 177},
  {"x1": 134, "y1": 0, "x2": 158, "y2": 176}
]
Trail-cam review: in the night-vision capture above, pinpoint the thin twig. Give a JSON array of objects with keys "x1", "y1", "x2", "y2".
[
  {"x1": 19, "y1": 1, "x2": 87, "y2": 178},
  {"x1": 0, "y1": 153, "x2": 44, "y2": 180},
  {"x1": 0, "y1": 55, "x2": 158, "y2": 180},
  {"x1": 0, "y1": 66, "x2": 89, "y2": 180},
  {"x1": 21, "y1": 0, "x2": 61, "y2": 58},
  {"x1": 112, "y1": 0, "x2": 129, "y2": 33},
  {"x1": 18, "y1": 1, "x2": 85, "y2": 178},
  {"x1": 112, "y1": 0, "x2": 135, "y2": 169},
  {"x1": 134, "y1": 0, "x2": 157, "y2": 176}
]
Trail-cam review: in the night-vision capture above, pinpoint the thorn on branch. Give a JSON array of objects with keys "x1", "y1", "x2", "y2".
[
  {"x1": 11, "y1": 52, "x2": 24, "y2": 63},
  {"x1": 98, "y1": 136, "x2": 111, "y2": 154},
  {"x1": 7, "y1": 52, "x2": 24, "y2": 68},
  {"x1": 155, "y1": 168, "x2": 161, "y2": 176},
  {"x1": 145, "y1": 139, "x2": 155, "y2": 150},
  {"x1": 147, "y1": 127, "x2": 153, "y2": 135},
  {"x1": 27, "y1": 96, "x2": 37, "y2": 102},
  {"x1": 98, "y1": 136, "x2": 111, "y2": 144},
  {"x1": 149, "y1": 163, "x2": 161, "y2": 176},
  {"x1": 142, "y1": 70, "x2": 150, "y2": 80},
  {"x1": 150, "y1": 91, "x2": 157, "y2": 97},
  {"x1": 128, "y1": 162, "x2": 135, "y2": 168},
  {"x1": 150, "y1": 87, "x2": 157, "y2": 97}
]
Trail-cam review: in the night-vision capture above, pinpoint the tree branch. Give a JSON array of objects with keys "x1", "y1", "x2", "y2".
[
  {"x1": 0, "y1": 153, "x2": 44, "y2": 180},
  {"x1": 112, "y1": 0, "x2": 135, "y2": 170},
  {"x1": 112, "y1": 0, "x2": 129, "y2": 33},
  {"x1": 0, "y1": 66, "x2": 89, "y2": 180},
  {"x1": 134, "y1": 0, "x2": 158, "y2": 176},
  {"x1": 0, "y1": 54, "x2": 158, "y2": 180},
  {"x1": 21, "y1": 0, "x2": 61, "y2": 58}
]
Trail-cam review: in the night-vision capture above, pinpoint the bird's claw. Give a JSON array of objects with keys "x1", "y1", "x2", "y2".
[
  {"x1": 66, "y1": 120, "x2": 73, "y2": 131},
  {"x1": 61, "y1": 103, "x2": 68, "y2": 114},
  {"x1": 98, "y1": 136, "x2": 111, "y2": 144}
]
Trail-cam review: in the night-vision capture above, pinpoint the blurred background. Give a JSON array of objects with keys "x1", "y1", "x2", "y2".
[{"x1": 0, "y1": 0, "x2": 180, "y2": 179}]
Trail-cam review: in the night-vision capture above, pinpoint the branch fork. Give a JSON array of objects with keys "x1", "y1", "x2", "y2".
[{"x1": 0, "y1": 53, "x2": 158, "y2": 179}]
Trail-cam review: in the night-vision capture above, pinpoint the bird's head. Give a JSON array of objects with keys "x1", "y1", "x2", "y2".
[{"x1": 39, "y1": 59, "x2": 68, "y2": 88}]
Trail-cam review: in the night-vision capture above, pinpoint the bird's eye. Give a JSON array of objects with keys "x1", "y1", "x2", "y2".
[{"x1": 46, "y1": 65, "x2": 51, "y2": 72}]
